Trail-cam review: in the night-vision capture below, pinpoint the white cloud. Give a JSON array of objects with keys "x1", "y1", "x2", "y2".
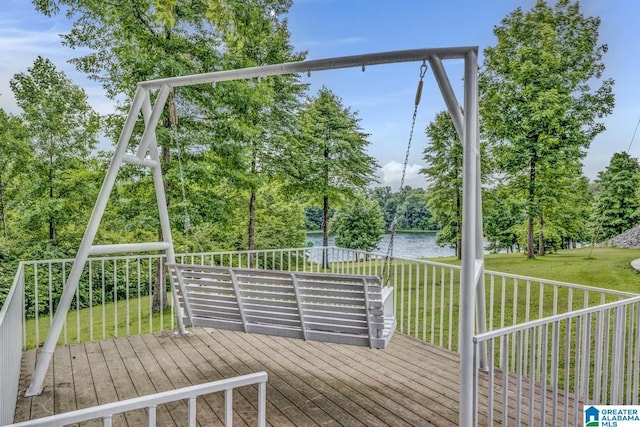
[
  {"x1": 0, "y1": 25, "x2": 113, "y2": 116},
  {"x1": 378, "y1": 161, "x2": 425, "y2": 189}
]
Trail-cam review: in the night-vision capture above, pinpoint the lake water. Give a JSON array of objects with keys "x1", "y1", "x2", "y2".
[{"x1": 305, "y1": 231, "x2": 455, "y2": 259}]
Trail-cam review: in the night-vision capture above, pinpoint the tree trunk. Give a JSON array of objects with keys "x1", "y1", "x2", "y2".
[
  {"x1": 247, "y1": 189, "x2": 256, "y2": 267},
  {"x1": 48, "y1": 159, "x2": 55, "y2": 242},
  {"x1": 0, "y1": 176, "x2": 6, "y2": 239},
  {"x1": 322, "y1": 195, "x2": 329, "y2": 268},
  {"x1": 538, "y1": 211, "x2": 545, "y2": 256},
  {"x1": 322, "y1": 139, "x2": 330, "y2": 269},
  {"x1": 153, "y1": 136, "x2": 171, "y2": 313},
  {"x1": 247, "y1": 147, "x2": 258, "y2": 268},
  {"x1": 526, "y1": 152, "x2": 537, "y2": 259}
]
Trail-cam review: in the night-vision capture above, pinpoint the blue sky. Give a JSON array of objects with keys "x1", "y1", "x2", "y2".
[{"x1": 2, "y1": 0, "x2": 639, "y2": 188}]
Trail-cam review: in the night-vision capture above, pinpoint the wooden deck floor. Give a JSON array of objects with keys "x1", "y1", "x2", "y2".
[{"x1": 14, "y1": 328, "x2": 581, "y2": 426}]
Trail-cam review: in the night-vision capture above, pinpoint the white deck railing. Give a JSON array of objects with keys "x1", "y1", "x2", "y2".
[
  {"x1": 0, "y1": 262, "x2": 25, "y2": 426},
  {"x1": 7, "y1": 371, "x2": 267, "y2": 427},
  {"x1": 8, "y1": 246, "x2": 636, "y2": 353},
  {"x1": 473, "y1": 295, "x2": 640, "y2": 425},
  {"x1": 1, "y1": 246, "x2": 638, "y2": 424}
]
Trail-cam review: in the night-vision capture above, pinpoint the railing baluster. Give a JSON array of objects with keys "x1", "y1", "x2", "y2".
[
  {"x1": 439, "y1": 266, "x2": 444, "y2": 348},
  {"x1": 515, "y1": 330, "x2": 522, "y2": 427},
  {"x1": 188, "y1": 397, "x2": 197, "y2": 427},
  {"x1": 147, "y1": 405, "x2": 156, "y2": 427},
  {"x1": 551, "y1": 320, "x2": 559, "y2": 423},
  {"x1": 414, "y1": 262, "x2": 420, "y2": 339},
  {"x1": 407, "y1": 260, "x2": 412, "y2": 336},
  {"x1": 448, "y1": 267, "x2": 454, "y2": 350},
  {"x1": 528, "y1": 327, "x2": 535, "y2": 427},
  {"x1": 34, "y1": 264, "x2": 39, "y2": 350},
  {"x1": 114, "y1": 259, "x2": 118, "y2": 338},
  {"x1": 501, "y1": 334, "x2": 508, "y2": 427},
  {"x1": 487, "y1": 339, "x2": 495, "y2": 426},
  {"x1": 225, "y1": 389, "x2": 233, "y2": 426},
  {"x1": 126, "y1": 259, "x2": 130, "y2": 338},
  {"x1": 422, "y1": 263, "x2": 427, "y2": 342},
  {"x1": 102, "y1": 260, "x2": 106, "y2": 340}
]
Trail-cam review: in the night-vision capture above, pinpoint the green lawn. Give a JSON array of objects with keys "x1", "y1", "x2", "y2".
[
  {"x1": 24, "y1": 295, "x2": 175, "y2": 349},
  {"x1": 434, "y1": 247, "x2": 640, "y2": 294}
]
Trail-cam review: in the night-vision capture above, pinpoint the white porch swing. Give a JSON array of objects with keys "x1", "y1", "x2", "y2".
[{"x1": 26, "y1": 45, "x2": 484, "y2": 427}]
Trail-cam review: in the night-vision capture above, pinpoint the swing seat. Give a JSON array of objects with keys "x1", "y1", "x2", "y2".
[{"x1": 168, "y1": 264, "x2": 396, "y2": 349}]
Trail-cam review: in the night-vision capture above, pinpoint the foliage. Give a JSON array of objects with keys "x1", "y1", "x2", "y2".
[
  {"x1": 480, "y1": 0, "x2": 614, "y2": 258},
  {"x1": 0, "y1": 110, "x2": 31, "y2": 242},
  {"x1": 421, "y1": 111, "x2": 467, "y2": 258},
  {"x1": 10, "y1": 56, "x2": 100, "y2": 245},
  {"x1": 591, "y1": 152, "x2": 640, "y2": 240},
  {"x1": 291, "y1": 87, "x2": 378, "y2": 248},
  {"x1": 331, "y1": 197, "x2": 385, "y2": 252},
  {"x1": 303, "y1": 206, "x2": 325, "y2": 231},
  {"x1": 483, "y1": 184, "x2": 527, "y2": 253},
  {"x1": 368, "y1": 186, "x2": 433, "y2": 231},
  {"x1": 228, "y1": 183, "x2": 307, "y2": 250},
  {"x1": 206, "y1": 0, "x2": 305, "y2": 251}
]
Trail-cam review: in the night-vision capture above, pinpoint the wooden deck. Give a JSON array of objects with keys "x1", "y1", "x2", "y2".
[{"x1": 14, "y1": 327, "x2": 581, "y2": 426}]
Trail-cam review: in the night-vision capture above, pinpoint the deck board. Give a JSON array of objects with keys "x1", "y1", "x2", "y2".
[{"x1": 15, "y1": 327, "x2": 582, "y2": 426}]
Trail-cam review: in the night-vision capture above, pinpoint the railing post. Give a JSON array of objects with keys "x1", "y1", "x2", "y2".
[
  {"x1": 460, "y1": 47, "x2": 480, "y2": 427},
  {"x1": 611, "y1": 305, "x2": 626, "y2": 404}
]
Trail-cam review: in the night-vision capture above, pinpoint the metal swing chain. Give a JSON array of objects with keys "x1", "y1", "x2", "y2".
[{"x1": 383, "y1": 61, "x2": 428, "y2": 285}]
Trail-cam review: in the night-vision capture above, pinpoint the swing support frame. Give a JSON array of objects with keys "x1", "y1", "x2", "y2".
[{"x1": 27, "y1": 46, "x2": 485, "y2": 427}]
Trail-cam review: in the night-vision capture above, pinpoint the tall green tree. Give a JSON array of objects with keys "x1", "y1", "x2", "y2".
[
  {"x1": 332, "y1": 197, "x2": 385, "y2": 252},
  {"x1": 483, "y1": 184, "x2": 526, "y2": 253},
  {"x1": 592, "y1": 152, "x2": 640, "y2": 240},
  {"x1": 480, "y1": 0, "x2": 614, "y2": 259},
  {"x1": 292, "y1": 87, "x2": 378, "y2": 259},
  {"x1": 207, "y1": 0, "x2": 305, "y2": 254},
  {"x1": 34, "y1": 0, "x2": 302, "y2": 302},
  {"x1": 10, "y1": 56, "x2": 99, "y2": 244},
  {"x1": 396, "y1": 191, "x2": 432, "y2": 230},
  {"x1": 421, "y1": 111, "x2": 464, "y2": 259},
  {"x1": 0, "y1": 110, "x2": 31, "y2": 241}
]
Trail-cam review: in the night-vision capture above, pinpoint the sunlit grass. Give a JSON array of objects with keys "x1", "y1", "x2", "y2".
[{"x1": 435, "y1": 247, "x2": 640, "y2": 294}]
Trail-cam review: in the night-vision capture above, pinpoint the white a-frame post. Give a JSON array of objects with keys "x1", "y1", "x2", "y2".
[
  {"x1": 26, "y1": 46, "x2": 484, "y2": 427},
  {"x1": 26, "y1": 84, "x2": 189, "y2": 396}
]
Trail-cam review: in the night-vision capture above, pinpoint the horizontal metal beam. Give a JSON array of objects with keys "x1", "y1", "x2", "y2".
[
  {"x1": 122, "y1": 155, "x2": 159, "y2": 168},
  {"x1": 139, "y1": 46, "x2": 478, "y2": 90},
  {"x1": 89, "y1": 242, "x2": 171, "y2": 256}
]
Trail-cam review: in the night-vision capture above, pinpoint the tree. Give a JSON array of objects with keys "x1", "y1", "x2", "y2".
[
  {"x1": 421, "y1": 111, "x2": 464, "y2": 259},
  {"x1": 34, "y1": 0, "x2": 303, "y2": 303},
  {"x1": 480, "y1": 0, "x2": 614, "y2": 259},
  {"x1": 591, "y1": 152, "x2": 640, "y2": 240},
  {"x1": 332, "y1": 198, "x2": 385, "y2": 252},
  {"x1": 0, "y1": 110, "x2": 31, "y2": 240},
  {"x1": 10, "y1": 56, "x2": 99, "y2": 245},
  {"x1": 304, "y1": 206, "x2": 324, "y2": 231},
  {"x1": 292, "y1": 87, "x2": 378, "y2": 263},
  {"x1": 206, "y1": 0, "x2": 305, "y2": 255},
  {"x1": 396, "y1": 191, "x2": 432, "y2": 230},
  {"x1": 483, "y1": 184, "x2": 526, "y2": 253}
]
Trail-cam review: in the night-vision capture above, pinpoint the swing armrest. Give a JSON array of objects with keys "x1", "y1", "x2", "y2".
[{"x1": 381, "y1": 286, "x2": 394, "y2": 319}]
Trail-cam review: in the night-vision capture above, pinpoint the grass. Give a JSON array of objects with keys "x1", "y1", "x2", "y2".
[
  {"x1": 434, "y1": 247, "x2": 640, "y2": 294},
  {"x1": 423, "y1": 247, "x2": 640, "y2": 392},
  {"x1": 24, "y1": 294, "x2": 175, "y2": 349}
]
